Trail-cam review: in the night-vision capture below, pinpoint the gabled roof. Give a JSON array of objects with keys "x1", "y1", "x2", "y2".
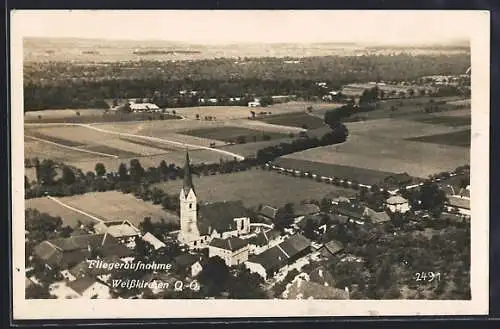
[
  {"x1": 69, "y1": 255, "x2": 124, "y2": 278},
  {"x1": 334, "y1": 202, "x2": 367, "y2": 220},
  {"x1": 259, "y1": 205, "x2": 278, "y2": 220},
  {"x1": 364, "y1": 208, "x2": 391, "y2": 223},
  {"x1": 67, "y1": 276, "x2": 98, "y2": 295},
  {"x1": 94, "y1": 220, "x2": 141, "y2": 238},
  {"x1": 34, "y1": 234, "x2": 134, "y2": 268},
  {"x1": 198, "y1": 200, "x2": 249, "y2": 235},
  {"x1": 209, "y1": 237, "x2": 248, "y2": 252},
  {"x1": 278, "y1": 233, "x2": 311, "y2": 259},
  {"x1": 248, "y1": 229, "x2": 281, "y2": 247},
  {"x1": 142, "y1": 232, "x2": 166, "y2": 250},
  {"x1": 322, "y1": 240, "x2": 344, "y2": 255},
  {"x1": 248, "y1": 245, "x2": 288, "y2": 273}
]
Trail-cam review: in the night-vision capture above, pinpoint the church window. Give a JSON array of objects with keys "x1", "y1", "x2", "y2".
[
  {"x1": 189, "y1": 203, "x2": 192, "y2": 209},
  {"x1": 194, "y1": 241, "x2": 197, "y2": 246}
]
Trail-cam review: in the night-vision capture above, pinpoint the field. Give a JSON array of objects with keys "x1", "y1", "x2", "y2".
[
  {"x1": 409, "y1": 116, "x2": 471, "y2": 127},
  {"x1": 25, "y1": 138, "x2": 107, "y2": 162},
  {"x1": 52, "y1": 191, "x2": 178, "y2": 227},
  {"x1": 153, "y1": 169, "x2": 355, "y2": 209},
  {"x1": 25, "y1": 197, "x2": 99, "y2": 228},
  {"x1": 25, "y1": 109, "x2": 180, "y2": 124},
  {"x1": 65, "y1": 149, "x2": 236, "y2": 174},
  {"x1": 184, "y1": 126, "x2": 290, "y2": 143},
  {"x1": 273, "y1": 157, "x2": 394, "y2": 185},
  {"x1": 255, "y1": 112, "x2": 327, "y2": 129},
  {"x1": 406, "y1": 129, "x2": 471, "y2": 147},
  {"x1": 219, "y1": 138, "x2": 295, "y2": 158}
]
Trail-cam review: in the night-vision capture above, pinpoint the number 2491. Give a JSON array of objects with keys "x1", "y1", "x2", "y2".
[{"x1": 414, "y1": 272, "x2": 441, "y2": 282}]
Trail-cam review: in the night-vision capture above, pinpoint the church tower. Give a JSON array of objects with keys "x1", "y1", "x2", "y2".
[{"x1": 178, "y1": 151, "x2": 200, "y2": 246}]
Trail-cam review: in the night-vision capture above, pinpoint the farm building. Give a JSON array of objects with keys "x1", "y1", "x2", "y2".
[
  {"x1": 245, "y1": 233, "x2": 311, "y2": 280},
  {"x1": 34, "y1": 234, "x2": 134, "y2": 270},
  {"x1": 208, "y1": 237, "x2": 250, "y2": 267},
  {"x1": 177, "y1": 152, "x2": 252, "y2": 250},
  {"x1": 385, "y1": 195, "x2": 410, "y2": 214},
  {"x1": 93, "y1": 220, "x2": 141, "y2": 246},
  {"x1": 129, "y1": 102, "x2": 160, "y2": 112},
  {"x1": 258, "y1": 205, "x2": 279, "y2": 223},
  {"x1": 294, "y1": 203, "x2": 321, "y2": 217},
  {"x1": 446, "y1": 196, "x2": 471, "y2": 216}
]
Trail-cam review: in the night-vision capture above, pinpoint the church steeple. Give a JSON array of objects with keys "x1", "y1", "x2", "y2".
[{"x1": 183, "y1": 150, "x2": 195, "y2": 196}]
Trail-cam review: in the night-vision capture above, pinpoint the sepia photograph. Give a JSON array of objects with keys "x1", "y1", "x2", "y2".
[{"x1": 11, "y1": 10, "x2": 489, "y2": 319}]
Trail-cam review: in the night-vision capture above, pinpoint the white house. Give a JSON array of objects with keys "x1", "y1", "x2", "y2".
[
  {"x1": 129, "y1": 103, "x2": 160, "y2": 112},
  {"x1": 385, "y1": 195, "x2": 410, "y2": 214},
  {"x1": 142, "y1": 232, "x2": 166, "y2": 250},
  {"x1": 248, "y1": 101, "x2": 261, "y2": 107},
  {"x1": 208, "y1": 237, "x2": 249, "y2": 267}
]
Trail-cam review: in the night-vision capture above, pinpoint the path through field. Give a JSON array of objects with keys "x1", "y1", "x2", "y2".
[
  {"x1": 46, "y1": 196, "x2": 104, "y2": 224},
  {"x1": 79, "y1": 124, "x2": 246, "y2": 160}
]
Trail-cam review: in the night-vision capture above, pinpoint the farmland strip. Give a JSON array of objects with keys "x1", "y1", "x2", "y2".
[
  {"x1": 46, "y1": 196, "x2": 104, "y2": 224},
  {"x1": 78, "y1": 124, "x2": 246, "y2": 160},
  {"x1": 25, "y1": 135, "x2": 118, "y2": 158}
]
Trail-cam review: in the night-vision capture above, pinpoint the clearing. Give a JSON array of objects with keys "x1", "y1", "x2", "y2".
[{"x1": 153, "y1": 169, "x2": 355, "y2": 209}]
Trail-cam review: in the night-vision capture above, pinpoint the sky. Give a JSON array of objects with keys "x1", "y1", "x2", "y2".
[{"x1": 11, "y1": 10, "x2": 482, "y2": 45}]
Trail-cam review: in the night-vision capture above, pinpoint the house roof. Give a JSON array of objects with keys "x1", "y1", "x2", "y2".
[
  {"x1": 142, "y1": 232, "x2": 166, "y2": 250},
  {"x1": 286, "y1": 279, "x2": 349, "y2": 299},
  {"x1": 364, "y1": 208, "x2": 392, "y2": 223},
  {"x1": 447, "y1": 196, "x2": 471, "y2": 210},
  {"x1": 34, "y1": 234, "x2": 133, "y2": 268},
  {"x1": 209, "y1": 237, "x2": 248, "y2": 252},
  {"x1": 386, "y1": 196, "x2": 408, "y2": 205},
  {"x1": 69, "y1": 255, "x2": 124, "y2": 278},
  {"x1": 328, "y1": 213, "x2": 349, "y2": 224},
  {"x1": 335, "y1": 203, "x2": 367, "y2": 220},
  {"x1": 67, "y1": 276, "x2": 98, "y2": 295},
  {"x1": 94, "y1": 221, "x2": 141, "y2": 238},
  {"x1": 248, "y1": 245, "x2": 288, "y2": 273},
  {"x1": 198, "y1": 200, "x2": 249, "y2": 235},
  {"x1": 259, "y1": 205, "x2": 278, "y2": 220},
  {"x1": 278, "y1": 233, "x2": 311, "y2": 259},
  {"x1": 322, "y1": 240, "x2": 344, "y2": 255},
  {"x1": 129, "y1": 103, "x2": 160, "y2": 110},
  {"x1": 294, "y1": 204, "x2": 321, "y2": 217},
  {"x1": 173, "y1": 253, "x2": 200, "y2": 268},
  {"x1": 297, "y1": 214, "x2": 326, "y2": 230},
  {"x1": 248, "y1": 229, "x2": 281, "y2": 247}
]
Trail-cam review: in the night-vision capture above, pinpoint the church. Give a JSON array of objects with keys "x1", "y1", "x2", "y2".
[{"x1": 177, "y1": 152, "x2": 252, "y2": 249}]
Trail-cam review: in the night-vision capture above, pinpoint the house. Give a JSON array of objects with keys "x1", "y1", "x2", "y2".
[
  {"x1": 177, "y1": 152, "x2": 251, "y2": 249},
  {"x1": 257, "y1": 205, "x2": 278, "y2": 224},
  {"x1": 245, "y1": 233, "x2": 311, "y2": 280},
  {"x1": 208, "y1": 237, "x2": 249, "y2": 267},
  {"x1": 142, "y1": 232, "x2": 166, "y2": 250},
  {"x1": 364, "y1": 208, "x2": 392, "y2": 224},
  {"x1": 173, "y1": 253, "x2": 204, "y2": 277},
  {"x1": 246, "y1": 229, "x2": 284, "y2": 255},
  {"x1": 93, "y1": 220, "x2": 141, "y2": 246},
  {"x1": 248, "y1": 101, "x2": 261, "y2": 107},
  {"x1": 34, "y1": 234, "x2": 134, "y2": 270},
  {"x1": 296, "y1": 213, "x2": 327, "y2": 231},
  {"x1": 66, "y1": 276, "x2": 111, "y2": 299},
  {"x1": 319, "y1": 240, "x2": 345, "y2": 259},
  {"x1": 385, "y1": 195, "x2": 410, "y2": 213},
  {"x1": 129, "y1": 102, "x2": 160, "y2": 112},
  {"x1": 333, "y1": 202, "x2": 369, "y2": 222}
]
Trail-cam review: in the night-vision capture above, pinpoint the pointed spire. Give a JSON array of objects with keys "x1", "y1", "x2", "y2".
[{"x1": 183, "y1": 150, "x2": 195, "y2": 196}]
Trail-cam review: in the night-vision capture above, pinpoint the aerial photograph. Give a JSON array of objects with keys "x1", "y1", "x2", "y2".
[{"x1": 22, "y1": 11, "x2": 471, "y2": 301}]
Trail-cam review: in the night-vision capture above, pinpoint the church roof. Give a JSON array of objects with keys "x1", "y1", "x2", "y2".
[
  {"x1": 197, "y1": 200, "x2": 249, "y2": 235},
  {"x1": 182, "y1": 151, "x2": 195, "y2": 197}
]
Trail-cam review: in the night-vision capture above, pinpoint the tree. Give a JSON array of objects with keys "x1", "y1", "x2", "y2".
[
  {"x1": 198, "y1": 256, "x2": 230, "y2": 297},
  {"x1": 139, "y1": 217, "x2": 154, "y2": 234},
  {"x1": 25, "y1": 175, "x2": 31, "y2": 189},
  {"x1": 274, "y1": 203, "x2": 294, "y2": 231},
  {"x1": 419, "y1": 181, "x2": 447, "y2": 217},
  {"x1": 95, "y1": 163, "x2": 106, "y2": 177},
  {"x1": 228, "y1": 266, "x2": 266, "y2": 299},
  {"x1": 60, "y1": 225, "x2": 73, "y2": 238},
  {"x1": 26, "y1": 283, "x2": 55, "y2": 299},
  {"x1": 61, "y1": 166, "x2": 76, "y2": 185},
  {"x1": 38, "y1": 159, "x2": 57, "y2": 185},
  {"x1": 236, "y1": 135, "x2": 247, "y2": 144},
  {"x1": 118, "y1": 163, "x2": 128, "y2": 181},
  {"x1": 303, "y1": 217, "x2": 317, "y2": 240},
  {"x1": 129, "y1": 159, "x2": 145, "y2": 183}
]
